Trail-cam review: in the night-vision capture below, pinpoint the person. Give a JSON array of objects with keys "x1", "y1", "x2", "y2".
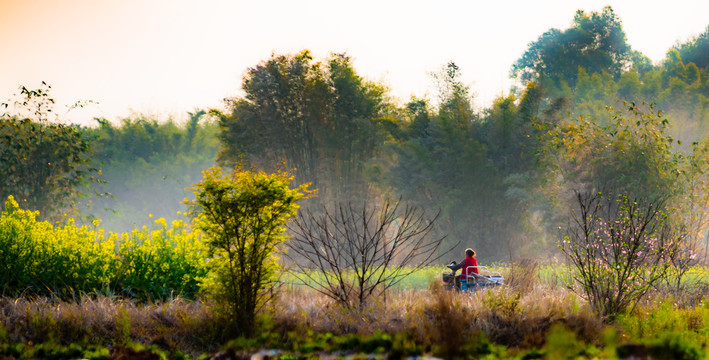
[{"x1": 447, "y1": 248, "x2": 478, "y2": 290}]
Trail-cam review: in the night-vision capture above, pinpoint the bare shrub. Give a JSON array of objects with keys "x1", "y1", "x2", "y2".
[{"x1": 285, "y1": 199, "x2": 453, "y2": 309}]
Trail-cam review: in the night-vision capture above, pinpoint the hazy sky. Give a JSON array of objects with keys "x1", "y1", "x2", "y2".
[{"x1": 1, "y1": 0, "x2": 707, "y2": 125}]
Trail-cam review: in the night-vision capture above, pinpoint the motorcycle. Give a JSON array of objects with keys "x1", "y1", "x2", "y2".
[{"x1": 442, "y1": 261, "x2": 504, "y2": 292}]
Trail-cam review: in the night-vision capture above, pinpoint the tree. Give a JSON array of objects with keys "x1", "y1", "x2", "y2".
[
  {"x1": 381, "y1": 64, "x2": 559, "y2": 260},
  {"x1": 677, "y1": 140, "x2": 709, "y2": 265},
  {"x1": 0, "y1": 83, "x2": 101, "y2": 221},
  {"x1": 542, "y1": 98, "x2": 709, "y2": 300},
  {"x1": 215, "y1": 50, "x2": 389, "y2": 203},
  {"x1": 541, "y1": 102, "x2": 682, "y2": 203},
  {"x1": 285, "y1": 199, "x2": 450, "y2": 309},
  {"x1": 674, "y1": 25, "x2": 709, "y2": 70},
  {"x1": 511, "y1": 6, "x2": 632, "y2": 89},
  {"x1": 384, "y1": 64, "x2": 496, "y2": 254},
  {"x1": 559, "y1": 191, "x2": 688, "y2": 319},
  {"x1": 188, "y1": 165, "x2": 309, "y2": 336}
]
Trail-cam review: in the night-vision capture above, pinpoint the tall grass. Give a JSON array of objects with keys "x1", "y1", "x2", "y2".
[
  {"x1": 0, "y1": 295, "x2": 225, "y2": 357},
  {"x1": 271, "y1": 277, "x2": 604, "y2": 349},
  {"x1": 0, "y1": 267, "x2": 707, "y2": 358}
]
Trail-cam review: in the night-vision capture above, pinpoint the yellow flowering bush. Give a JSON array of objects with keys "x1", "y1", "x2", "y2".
[
  {"x1": 113, "y1": 218, "x2": 208, "y2": 300},
  {"x1": 0, "y1": 196, "x2": 207, "y2": 300},
  {"x1": 0, "y1": 196, "x2": 114, "y2": 296}
]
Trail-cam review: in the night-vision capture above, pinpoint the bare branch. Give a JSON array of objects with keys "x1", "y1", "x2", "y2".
[{"x1": 285, "y1": 198, "x2": 454, "y2": 308}]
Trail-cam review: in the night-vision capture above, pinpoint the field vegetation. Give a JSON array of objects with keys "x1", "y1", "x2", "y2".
[
  {"x1": 1, "y1": 253, "x2": 709, "y2": 359},
  {"x1": 2, "y1": 5, "x2": 709, "y2": 359}
]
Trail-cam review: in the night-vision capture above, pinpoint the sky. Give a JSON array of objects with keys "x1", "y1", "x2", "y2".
[{"x1": 1, "y1": 0, "x2": 708, "y2": 126}]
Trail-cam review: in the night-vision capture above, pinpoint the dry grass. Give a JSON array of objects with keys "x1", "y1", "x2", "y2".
[
  {"x1": 503, "y1": 259, "x2": 540, "y2": 295},
  {"x1": 0, "y1": 279, "x2": 608, "y2": 357},
  {"x1": 0, "y1": 295, "x2": 225, "y2": 356},
  {"x1": 270, "y1": 279, "x2": 606, "y2": 352}
]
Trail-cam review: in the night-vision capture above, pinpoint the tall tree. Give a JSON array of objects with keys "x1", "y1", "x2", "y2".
[
  {"x1": 674, "y1": 25, "x2": 709, "y2": 70},
  {"x1": 384, "y1": 63, "x2": 523, "y2": 259},
  {"x1": 541, "y1": 102, "x2": 684, "y2": 209},
  {"x1": 511, "y1": 6, "x2": 632, "y2": 89},
  {"x1": 215, "y1": 51, "x2": 389, "y2": 203}
]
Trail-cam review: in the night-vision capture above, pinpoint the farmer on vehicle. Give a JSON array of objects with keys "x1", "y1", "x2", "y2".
[{"x1": 447, "y1": 248, "x2": 478, "y2": 290}]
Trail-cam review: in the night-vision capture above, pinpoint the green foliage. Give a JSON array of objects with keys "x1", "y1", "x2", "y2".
[
  {"x1": 382, "y1": 67, "x2": 553, "y2": 260},
  {"x1": 509, "y1": 8, "x2": 709, "y2": 159},
  {"x1": 0, "y1": 196, "x2": 114, "y2": 297},
  {"x1": 618, "y1": 300, "x2": 709, "y2": 343},
  {"x1": 0, "y1": 341, "x2": 111, "y2": 360},
  {"x1": 674, "y1": 25, "x2": 709, "y2": 70},
  {"x1": 542, "y1": 324, "x2": 587, "y2": 359},
  {"x1": 0, "y1": 84, "x2": 101, "y2": 221},
  {"x1": 215, "y1": 50, "x2": 390, "y2": 203},
  {"x1": 0, "y1": 196, "x2": 207, "y2": 300},
  {"x1": 384, "y1": 64, "x2": 489, "y2": 254},
  {"x1": 511, "y1": 6, "x2": 632, "y2": 88},
  {"x1": 189, "y1": 165, "x2": 309, "y2": 336},
  {"x1": 543, "y1": 102, "x2": 683, "y2": 201},
  {"x1": 113, "y1": 218, "x2": 208, "y2": 301},
  {"x1": 543, "y1": 100, "x2": 709, "y2": 275},
  {"x1": 617, "y1": 301, "x2": 708, "y2": 360},
  {"x1": 512, "y1": 18, "x2": 709, "y2": 146}
]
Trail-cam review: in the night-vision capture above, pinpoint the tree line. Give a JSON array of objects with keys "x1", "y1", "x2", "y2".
[{"x1": 2, "y1": 6, "x2": 709, "y2": 261}]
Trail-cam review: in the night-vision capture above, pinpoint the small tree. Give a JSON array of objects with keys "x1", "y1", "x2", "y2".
[
  {"x1": 285, "y1": 199, "x2": 452, "y2": 309},
  {"x1": 559, "y1": 191, "x2": 688, "y2": 319},
  {"x1": 0, "y1": 83, "x2": 102, "y2": 221},
  {"x1": 189, "y1": 165, "x2": 309, "y2": 336}
]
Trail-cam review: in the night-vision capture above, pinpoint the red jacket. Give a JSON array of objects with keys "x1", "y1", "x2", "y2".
[
  {"x1": 450, "y1": 256, "x2": 479, "y2": 275},
  {"x1": 462, "y1": 256, "x2": 479, "y2": 275}
]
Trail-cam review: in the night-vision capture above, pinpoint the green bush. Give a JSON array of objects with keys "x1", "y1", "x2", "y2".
[
  {"x1": 190, "y1": 165, "x2": 309, "y2": 336},
  {"x1": 113, "y1": 217, "x2": 208, "y2": 300},
  {"x1": 0, "y1": 196, "x2": 208, "y2": 301},
  {"x1": 0, "y1": 196, "x2": 114, "y2": 297},
  {"x1": 650, "y1": 332, "x2": 705, "y2": 360}
]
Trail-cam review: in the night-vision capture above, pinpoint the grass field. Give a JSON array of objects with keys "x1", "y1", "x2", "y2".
[{"x1": 1, "y1": 262, "x2": 707, "y2": 358}]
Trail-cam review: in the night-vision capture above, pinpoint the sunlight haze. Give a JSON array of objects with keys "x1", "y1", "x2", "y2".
[{"x1": 1, "y1": 0, "x2": 707, "y2": 125}]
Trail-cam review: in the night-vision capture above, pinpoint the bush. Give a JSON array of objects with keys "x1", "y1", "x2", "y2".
[
  {"x1": 113, "y1": 217, "x2": 208, "y2": 300},
  {"x1": 0, "y1": 196, "x2": 114, "y2": 297},
  {"x1": 286, "y1": 199, "x2": 449, "y2": 309},
  {"x1": 189, "y1": 165, "x2": 309, "y2": 336},
  {"x1": 0, "y1": 84, "x2": 101, "y2": 222},
  {"x1": 559, "y1": 191, "x2": 688, "y2": 319},
  {"x1": 0, "y1": 196, "x2": 208, "y2": 301}
]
